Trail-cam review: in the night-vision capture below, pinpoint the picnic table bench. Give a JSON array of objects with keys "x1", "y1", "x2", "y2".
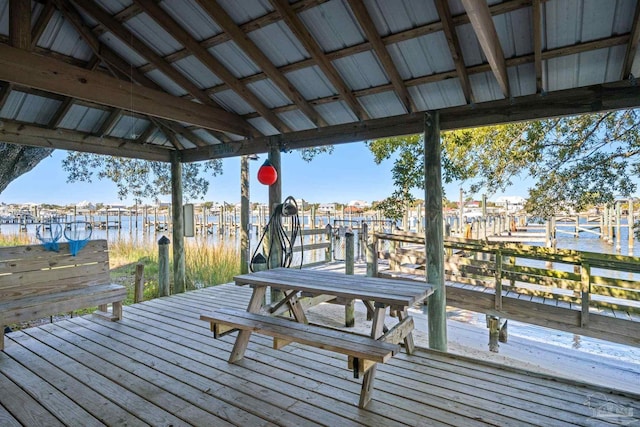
[
  {"x1": 0, "y1": 239, "x2": 126, "y2": 350},
  {"x1": 200, "y1": 268, "x2": 433, "y2": 408}
]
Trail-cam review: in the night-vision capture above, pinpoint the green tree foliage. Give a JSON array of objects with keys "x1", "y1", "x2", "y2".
[
  {"x1": 62, "y1": 152, "x2": 222, "y2": 203},
  {"x1": 367, "y1": 110, "x2": 640, "y2": 219}
]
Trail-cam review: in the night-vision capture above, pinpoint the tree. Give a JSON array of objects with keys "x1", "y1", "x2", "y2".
[
  {"x1": 62, "y1": 152, "x2": 223, "y2": 203},
  {"x1": 0, "y1": 144, "x2": 53, "y2": 193},
  {"x1": 367, "y1": 109, "x2": 640, "y2": 219}
]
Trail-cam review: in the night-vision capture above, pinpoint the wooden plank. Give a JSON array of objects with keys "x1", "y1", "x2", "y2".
[
  {"x1": 78, "y1": 309, "x2": 403, "y2": 427},
  {"x1": 201, "y1": 308, "x2": 399, "y2": 362},
  {"x1": 0, "y1": 364, "x2": 62, "y2": 426},
  {"x1": 1, "y1": 284, "x2": 126, "y2": 324},
  {"x1": 0, "y1": 347, "x2": 104, "y2": 426},
  {"x1": 4, "y1": 333, "x2": 149, "y2": 426},
  {"x1": 19, "y1": 325, "x2": 236, "y2": 427},
  {"x1": 9, "y1": 0, "x2": 30, "y2": 50}
]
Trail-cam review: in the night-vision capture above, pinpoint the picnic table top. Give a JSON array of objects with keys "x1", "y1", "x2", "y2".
[{"x1": 234, "y1": 268, "x2": 433, "y2": 307}]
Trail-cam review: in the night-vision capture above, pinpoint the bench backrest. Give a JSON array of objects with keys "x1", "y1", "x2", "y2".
[{"x1": 0, "y1": 239, "x2": 111, "y2": 301}]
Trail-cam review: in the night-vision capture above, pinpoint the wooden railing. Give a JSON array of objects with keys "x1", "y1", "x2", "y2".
[
  {"x1": 294, "y1": 227, "x2": 332, "y2": 268},
  {"x1": 370, "y1": 231, "x2": 640, "y2": 347}
]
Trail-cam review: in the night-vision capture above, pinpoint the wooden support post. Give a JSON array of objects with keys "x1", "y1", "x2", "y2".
[
  {"x1": 268, "y1": 141, "x2": 283, "y2": 303},
  {"x1": 240, "y1": 156, "x2": 250, "y2": 274},
  {"x1": 134, "y1": 262, "x2": 145, "y2": 303},
  {"x1": 325, "y1": 224, "x2": 333, "y2": 262},
  {"x1": 458, "y1": 187, "x2": 464, "y2": 235},
  {"x1": 580, "y1": 262, "x2": 590, "y2": 328},
  {"x1": 345, "y1": 230, "x2": 355, "y2": 327},
  {"x1": 424, "y1": 111, "x2": 447, "y2": 351},
  {"x1": 158, "y1": 236, "x2": 170, "y2": 297},
  {"x1": 170, "y1": 151, "x2": 185, "y2": 294}
]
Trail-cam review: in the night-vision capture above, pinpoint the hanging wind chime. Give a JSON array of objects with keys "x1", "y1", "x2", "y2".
[{"x1": 257, "y1": 159, "x2": 278, "y2": 185}]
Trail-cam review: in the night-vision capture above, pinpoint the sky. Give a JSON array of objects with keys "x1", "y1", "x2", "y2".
[{"x1": 0, "y1": 142, "x2": 527, "y2": 206}]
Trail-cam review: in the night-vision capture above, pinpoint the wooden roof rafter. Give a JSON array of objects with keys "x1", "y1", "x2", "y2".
[
  {"x1": 269, "y1": 0, "x2": 370, "y2": 121},
  {"x1": 9, "y1": 0, "x2": 30, "y2": 50},
  {"x1": 194, "y1": 0, "x2": 328, "y2": 128},
  {"x1": 460, "y1": 0, "x2": 511, "y2": 99},
  {"x1": 622, "y1": 0, "x2": 640, "y2": 80},
  {"x1": 532, "y1": 0, "x2": 544, "y2": 93},
  {"x1": 346, "y1": 0, "x2": 416, "y2": 113},
  {"x1": 52, "y1": 1, "x2": 223, "y2": 146},
  {"x1": 72, "y1": 0, "x2": 254, "y2": 137},
  {"x1": 434, "y1": 0, "x2": 474, "y2": 104},
  {"x1": 131, "y1": 0, "x2": 291, "y2": 134}
]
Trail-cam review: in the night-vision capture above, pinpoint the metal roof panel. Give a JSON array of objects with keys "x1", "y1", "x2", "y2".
[
  {"x1": 172, "y1": 55, "x2": 223, "y2": 89},
  {"x1": 108, "y1": 115, "x2": 151, "y2": 139},
  {"x1": 146, "y1": 128, "x2": 171, "y2": 146},
  {"x1": 217, "y1": 0, "x2": 273, "y2": 24},
  {"x1": 247, "y1": 117, "x2": 279, "y2": 136},
  {"x1": 191, "y1": 129, "x2": 222, "y2": 145},
  {"x1": 58, "y1": 104, "x2": 110, "y2": 134},
  {"x1": 99, "y1": 31, "x2": 148, "y2": 67},
  {"x1": 508, "y1": 63, "x2": 537, "y2": 98},
  {"x1": 409, "y1": 79, "x2": 466, "y2": 111},
  {"x1": 208, "y1": 41, "x2": 261, "y2": 78},
  {"x1": 389, "y1": 32, "x2": 454, "y2": 80},
  {"x1": 470, "y1": 71, "x2": 505, "y2": 103},
  {"x1": 211, "y1": 89, "x2": 255, "y2": 115},
  {"x1": 299, "y1": 0, "x2": 365, "y2": 52},
  {"x1": 359, "y1": 91, "x2": 406, "y2": 119},
  {"x1": 332, "y1": 51, "x2": 389, "y2": 91},
  {"x1": 285, "y1": 66, "x2": 337, "y2": 99},
  {"x1": 159, "y1": 0, "x2": 221, "y2": 41},
  {"x1": 365, "y1": 0, "x2": 439, "y2": 34},
  {"x1": 0, "y1": 0, "x2": 8, "y2": 36},
  {"x1": 456, "y1": 22, "x2": 485, "y2": 66},
  {"x1": 278, "y1": 109, "x2": 316, "y2": 131},
  {"x1": 247, "y1": 79, "x2": 291, "y2": 108},
  {"x1": 0, "y1": 91, "x2": 62, "y2": 125},
  {"x1": 494, "y1": 6, "x2": 533, "y2": 58},
  {"x1": 36, "y1": 11, "x2": 93, "y2": 61},
  {"x1": 124, "y1": 13, "x2": 182, "y2": 56},
  {"x1": 249, "y1": 22, "x2": 309, "y2": 67},
  {"x1": 145, "y1": 69, "x2": 189, "y2": 96},
  {"x1": 94, "y1": 0, "x2": 133, "y2": 15},
  {"x1": 314, "y1": 101, "x2": 358, "y2": 125}
]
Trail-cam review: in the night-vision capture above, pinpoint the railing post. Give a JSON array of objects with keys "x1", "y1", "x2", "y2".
[
  {"x1": 580, "y1": 261, "x2": 590, "y2": 328},
  {"x1": 494, "y1": 250, "x2": 503, "y2": 311},
  {"x1": 345, "y1": 229, "x2": 355, "y2": 327},
  {"x1": 366, "y1": 235, "x2": 378, "y2": 278},
  {"x1": 134, "y1": 262, "x2": 145, "y2": 303},
  {"x1": 158, "y1": 236, "x2": 170, "y2": 297},
  {"x1": 325, "y1": 224, "x2": 333, "y2": 262}
]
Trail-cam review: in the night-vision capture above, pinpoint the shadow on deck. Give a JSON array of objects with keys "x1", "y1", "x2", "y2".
[{"x1": 1, "y1": 282, "x2": 639, "y2": 426}]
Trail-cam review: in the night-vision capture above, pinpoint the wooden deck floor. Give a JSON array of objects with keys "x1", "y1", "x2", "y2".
[{"x1": 1, "y1": 283, "x2": 639, "y2": 426}]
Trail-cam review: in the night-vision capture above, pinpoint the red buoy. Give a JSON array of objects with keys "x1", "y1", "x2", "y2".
[{"x1": 257, "y1": 159, "x2": 278, "y2": 185}]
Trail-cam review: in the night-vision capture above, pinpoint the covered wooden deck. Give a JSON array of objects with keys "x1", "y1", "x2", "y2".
[{"x1": 1, "y1": 283, "x2": 638, "y2": 426}]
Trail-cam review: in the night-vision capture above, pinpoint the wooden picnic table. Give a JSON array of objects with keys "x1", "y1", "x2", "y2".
[{"x1": 212, "y1": 267, "x2": 434, "y2": 407}]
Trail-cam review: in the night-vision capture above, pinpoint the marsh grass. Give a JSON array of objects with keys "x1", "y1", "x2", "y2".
[{"x1": 0, "y1": 232, "x2": 36, "y2": 246}]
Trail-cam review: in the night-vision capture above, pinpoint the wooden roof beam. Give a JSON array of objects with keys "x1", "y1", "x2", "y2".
[
  {"x1": 195, "y1": 0, "x2": 328, "y2": 128},
  {"x1": 460, "y1": 0, "x2": 511, "y2": 98},
  {"x1": 269, "y1": 0, "x2": 369, "y2": 121},
  {"x1": 9, "y1": 0, "x2": 31, "y2": 50},
  {"x1": 182, "y1": 80, "x2": 640, "y2": 162},
  {"x1": 434, "y1": 0, "x2": 474, "y2": 104},
  {"x1": 621, "y1": 0, "x2": 640, "y2": 80},
  {"x1": 0, "y1": 43, "x2": 253, "y2": 136},
  {"x1": 0, "y1": 120, "x2": 171, "y2": 162},
  {"x1": 347, "y1": 0, "x2": 416, "y2": 113},
  {"x1": 131, "y1": 0, "x2": 290, "y2": 134}
]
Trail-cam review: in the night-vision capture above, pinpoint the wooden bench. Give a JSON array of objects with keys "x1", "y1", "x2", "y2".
[
  {"x1": 0, "y1": 239, "x2": 127, "y2": 350},
  {"x1": 201, "y1": 308, "x2": 400, "y2": 407}
]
